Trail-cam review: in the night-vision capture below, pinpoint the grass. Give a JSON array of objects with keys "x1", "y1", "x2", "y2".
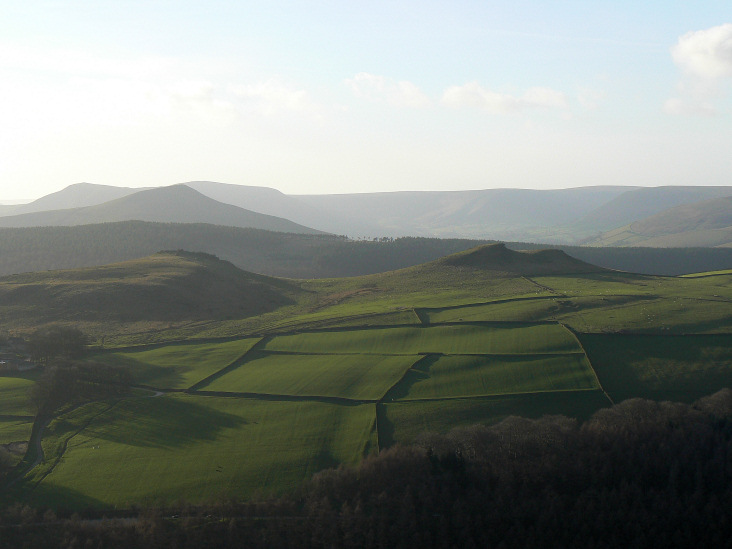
[
  {"x1": 682, "y1": 269, "x2": 732, "y2": 278},
  {"x1": 579, "y1": 333, "x2": 732, "y2": 402},
  {"x1": 94, "y1": 338, "x2": 261, "y2": 389},
  {"x1": 201, "y1": 351, "x2": 418, "y2": 400},
  {"x1": 423, "y1": 298, "x2": 561, "y2": 323},
  {"x1": 380, "y1": 390, "x2": 611, "y2": 446},
  {"x1": 0, "y1": 375, "x2": 36, "y2": 416},
  {"x1": 385, "y1": 353, "x2": 598, "y2": 401},
  {"x1": 263, "y1": 324, "x2": 580, "y2": 355},
  {"x1": 8, "y1": 251, "x2": 732, "y2": 510},
  {"x1": 0, "y1": 419, "x2": 34, "y2": 445},
  {"x1": 25, "y1": 394, "x2": 377, "y2": 509}
]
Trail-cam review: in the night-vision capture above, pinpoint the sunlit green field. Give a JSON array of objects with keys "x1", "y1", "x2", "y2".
[
  {"x1": 24, "y1": 394, "x2": 377, "y2": 508},
  {"x1": 0, "y1": 375, "x2": 36, "y2": 417},
  {"x1": 7, "y1": 257, "x2": 732, "y2": 510},
  {"x1": 263, "y1": 324, "x2": 579, "y2": 355},
  {"x1": 201, "y1": 351, "x2": 418, "y2": 400},
  {"x1": 94, "y1": 338, "x2": 261, "y2": 389},
  {"x1": 0, "y1": 419, "x2": 33, "y2": 446},
  {"x1": 386, "y1": 353, "x2": 598, "y2": 400}
]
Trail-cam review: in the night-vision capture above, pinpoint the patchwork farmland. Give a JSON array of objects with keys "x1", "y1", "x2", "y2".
[
  {"x1": 4, "y1": 244, "x2": 732, "y2": 510},
  {"x1": 11, "y1": 318, "x2": 613, "y2": 507}
]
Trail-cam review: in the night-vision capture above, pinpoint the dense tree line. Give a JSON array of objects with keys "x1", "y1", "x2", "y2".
[
  {"x1": 2, "y1": 390, "x2": 732, "y2": 548},
  {"x1": 30, "y1": 360, "x2": 133, "y2": 414},
  {"x1": 1, "y1": 221, "x2": 731, "y2": 279},
  {"x1": 27, "y1": 326, "x2": 88, "y2": 366},
  {"x1": 23, "y1": 326, "x2": 132, "y2": 413}
]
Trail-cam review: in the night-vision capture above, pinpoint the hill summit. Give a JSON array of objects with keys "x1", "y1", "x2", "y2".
[
  {"x1": 438, "y1": 243, "x2": 605, "y2": 275},
  {"x1": 0, "y1": 251, "x2": 305, "y2": 335}
]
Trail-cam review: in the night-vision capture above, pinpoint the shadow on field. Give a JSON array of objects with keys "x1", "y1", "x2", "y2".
[
  {"x1": 581, "y1": 333, "x2": 732, "y2": 403},
  {"x1": 381, "y1": 354, "x2": 437, "y2": 402},
  {"x1": 16, "y1": 480, "x2": 107, "y2": 512},
  {"x1": 81, "y1": 396, "x2": 246, "y2": 449},
  {"x1": 91, "y1": 354, "x2": 187, "y2": 389},
  {"x1": 375, "y1": 403, "x2": 395, "y2": 448}
]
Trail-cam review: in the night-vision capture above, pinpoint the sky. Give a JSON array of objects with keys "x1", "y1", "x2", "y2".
[{"x1": 1, "y1": 1, "x2": 731, "y2": 200}]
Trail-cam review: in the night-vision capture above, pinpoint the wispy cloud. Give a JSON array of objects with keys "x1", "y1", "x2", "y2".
[
  {"x1": 441, "y1": 82, "x2": 568, "y2": 113},
  {"x1": 345, "y1": 73, "x2": 432, "y2": 108},
  {"x1": 229, "y1": 80, "x2": 322, "y2": 116},
  {"x1": 663, "y1": 97, "x2": 716, "y2": 117}
]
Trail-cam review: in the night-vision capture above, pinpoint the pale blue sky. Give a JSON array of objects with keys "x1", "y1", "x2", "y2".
[{"x1": 1, "y1": 1, "x2": 730, "y2": 199}]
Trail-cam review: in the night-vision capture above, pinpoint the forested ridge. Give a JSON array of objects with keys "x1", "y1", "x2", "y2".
[
  {"x1": 2, "y1": 390, "x2": 732, "y2": 548},
  {"x1": 2, "y1": 221, "x2": 732, "y2": 279}
]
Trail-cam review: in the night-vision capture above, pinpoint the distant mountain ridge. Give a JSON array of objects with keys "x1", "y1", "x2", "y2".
[
  {"x1": 0, "y1": 184, "x2": 323, "y2": 234},
  {"x1": 6, "y1": 182, "x2": 147, "y2": 216},
  {"x1": 586, "y1": 195, "x2": 732, "y2": 247},
  {"x1": 2, "y1": 181, "x2": 732, "y2": 246},
  {"x1": 572, "y1": 186, "x2": 732, "y2": 233}
]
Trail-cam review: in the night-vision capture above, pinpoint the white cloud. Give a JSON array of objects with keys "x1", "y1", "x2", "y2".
[
  {"x1": 345, "y1": 73, "x2": 431, "y2": 108},
  {"x1": 441, "y1": 82, "x2": 568, "y2": 113},
  {"x1": 671, "y1": 23, "x2": 732, "y2": 79},
  {"x1": 666, "y1": 24, "x2": 732, "y2": 116}
]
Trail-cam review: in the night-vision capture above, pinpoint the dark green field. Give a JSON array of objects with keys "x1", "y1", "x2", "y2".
[{"x1": 3, "y1": 243, "x2": 732, "y2": 509}]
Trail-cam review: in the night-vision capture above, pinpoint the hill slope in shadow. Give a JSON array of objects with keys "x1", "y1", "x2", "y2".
[{"x1": 0, "y1": 251, "x2": 304, "y2": 332}]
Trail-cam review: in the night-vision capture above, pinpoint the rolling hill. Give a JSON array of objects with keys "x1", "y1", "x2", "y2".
[
  {"x1": 437, "y1": 242, "x2": 605, "y2": 275},
  {"x1": 572, "y1": 185, "x2": 732, "y2": 234},
  {"x1": 586, "y1": 195, "x2": 732, "y2": 247},
  {"x1": 185, "y1": 180, "x2": 380, "y2": 236},
  {"x1": 1, "y1": 221, "x2": 732, "y2": 280},
  {"x1": 0, "y1": 185, "x2": 323, "y2": 234},
  {"x1": 6, "y1": 182, "x2": 732, "y2": 245},
  {"x1": 0, "y1": 251, "x2": 304, "y2": 334},
  {"x1": 0, "y1": 183, "x2": 148, "y2": 217},
  {"x1": 4, "y1": 240, "x2": 732, "y2": 512},
  {"x1": 293, "y1": 186, "x2": 632, "y2": 240}
]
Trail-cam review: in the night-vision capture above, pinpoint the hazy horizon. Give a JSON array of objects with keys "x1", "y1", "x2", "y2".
[{"x1": 1, "y1": 2, "x2": 730, "y2": 200}]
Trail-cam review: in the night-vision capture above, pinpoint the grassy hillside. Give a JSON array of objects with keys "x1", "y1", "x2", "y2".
[
  {"x1": 0, "y1": 251, "x2": 304, "y2": 339},
  {"x1": 586, "y1": 195, "x2": 732, "y2": 247},
  {"x1": 438, "y1": 242, "x2": 604, "y2": 274},
  {"x1": 4, "y1": 245, "x2": 732, "y2": 509},
  {"x1": 572, "y1": 185, "x2": 732, "y2": 233}
]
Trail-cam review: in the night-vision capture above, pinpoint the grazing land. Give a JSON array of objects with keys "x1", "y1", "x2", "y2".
[
  {"x1": 2, "y1": 242, "x2": 732, "y2": 509},
  {"x1": 579, "y1": 334, "x2": 732, "y2": 402},
  {"x1": 18, "y1": 395, "x2": 376, "y2": 509},
  {"x1": 0, "y1": 375, "x2": 36, "y2": 417},
  {"x1": 200, "y1": 351, "x2": 417, "y2": 400},
  {"x1": 95, "y1": 338, "x2": 261, "y2": 389}
]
